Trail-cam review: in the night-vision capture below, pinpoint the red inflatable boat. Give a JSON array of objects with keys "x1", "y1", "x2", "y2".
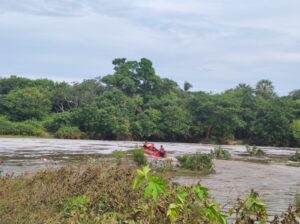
[{"x1": 144, "y1": 148, "x2": 168, "y2": 158}]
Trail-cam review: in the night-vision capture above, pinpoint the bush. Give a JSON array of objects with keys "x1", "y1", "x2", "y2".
[
  {"x1": 289, "y1": 150, "x2": 300, "y2": 162},
  {"x1": 112, "y1": 150, "x2": 125, "y2": 165},
  {"x1": 211, "y1": 146, "x2": 231, "y2": 160},
  {"x1": 177, "y1": 153, "x2": 213, "y2": 171},
  {"x1": 45, "y1": 112, "x2": 73, "y2": 132},
  {"x1": 132, "y1": 148, "x2": 147, "y2": 166},
  {"x1": 54, "y1": 126, "x2": 82, "y2": 139},
  {"x1": 246, "y1": 145, "x2": 266, "y2": 157},
  {"x1": 0, "y1": 116, "x2": 45, "y2": 136}
]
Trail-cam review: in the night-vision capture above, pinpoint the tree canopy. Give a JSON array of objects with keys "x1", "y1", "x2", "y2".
[{"x1": 0, "y1": 58, "x2": 299, "y2": 146}]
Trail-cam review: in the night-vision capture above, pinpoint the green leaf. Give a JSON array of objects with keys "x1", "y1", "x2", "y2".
[
  {"x1": 176, "y1": 187, "x2": 188, "y2": 205},
  {"x1": 144, "y1": 175, "x2": 168, "y2": 201},
  {"x1": 132, "y1": 165, "x2": 151, "y2": 189},
  {"x1": 205, "y1": 203, "x2": 227, "y2": 224},
  {"x1": 193, "y1": 185, "x2": 209, "y2": 200},
  {"x1": 167, "y1": 203, "x2": 181, "y2": 221}
]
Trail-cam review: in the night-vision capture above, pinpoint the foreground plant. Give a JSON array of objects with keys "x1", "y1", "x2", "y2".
[
  {"x1": 133, "y1": 165, "x2": 226, "y2": 223},
  {"x1": 230, "y1": 190, "x2": 267, "y2": 223}
]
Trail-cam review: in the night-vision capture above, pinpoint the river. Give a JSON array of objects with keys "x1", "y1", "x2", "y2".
[{"x1": 0, "y1": 137, "x2": 299, "y2": 217}]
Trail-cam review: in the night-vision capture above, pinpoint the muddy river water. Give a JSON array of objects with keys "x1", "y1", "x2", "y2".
[{"x1": 0, "y1": 138, "x2": 299, "y2": 217}]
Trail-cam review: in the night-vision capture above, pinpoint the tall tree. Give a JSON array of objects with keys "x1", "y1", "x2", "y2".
[
  {"x1": 255, "y1": 79, "x2": 276, "y2": 98},
  {"x1": 189, "y1": 92, "x2": 244, "y2": 140},
  {"x1": 184, "y1": 81, "x2": 193, "y2": 91}
]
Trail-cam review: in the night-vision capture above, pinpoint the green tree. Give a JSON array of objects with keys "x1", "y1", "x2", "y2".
[
  {"x1": 70, "y1": 78, "x2": 104, "y2": 108},
  {"x1": 291, "y1": 120, "x2": 300, "y2": 143},
  {"x1": 102, "y1": 58, "x2": 163, "y2": 101},
  {"x1": 226, "y1": 84, "x2": 256, "y2": 139},
  {"x1": 0, "y1": 76, "x2": 33, "y2": 94},
  {"x1": 160, "y1": 106, "x2": 191, "y2": 141},
  {"x1": 183, "y1": 81, "x2": 193, "y2": 91},
  {"x1": 250, "y1": 98, "x2": 294, "y2": 146},
  {"x1": 50, "y1": 82, "x2": 73, "y2": 112},
  {"x1": 72, "y1": 89, "x2": 134, "y2": 139},
  {"x1": 189, "y1": 92, "x2": 244, "y2": 140},
  {"x1": 289, "y1": 89, "x2": 300, "y2": 100},
  {"x1": 132, "y1": 108, "x2": 162, "y2": 140},
  {"x1": 5, "y1": 87, "x2": 51, "y2": 120},
  {"x1": 255, "y1": 79, "x2": 276, "y2": 98}
]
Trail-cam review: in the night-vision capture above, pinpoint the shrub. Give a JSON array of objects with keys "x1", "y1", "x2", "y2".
[
  {"x1": 54, "y1": 126, "x2": 82, "y2": 139},
  {"x1": 289, "y1": 150, "x2": 300, "y2": 162},
  {"x1": 132, "y1": 148, "x2": 147, "y2": 166},
  {"x1": 112, "y1": 150, "x2": 125, "y2": 165},
  {"x1": 0, "y1": 116, "x2": 45, "y2": 136},
  {"x1": 177, "y1": 153, "x2": 213, "y2": 171},
  {"x1": 231, "y1": 190, "x2": 267, "y2": 223},
  {"x1": 45, "y1": 112, "x2": 73, "y2": 132},
  {"x1": 246, "y1": 145, "x2": 266, "y2": 157},
  {"x1": 211, "y1": 146, "x2": 231, "y2": 160}
]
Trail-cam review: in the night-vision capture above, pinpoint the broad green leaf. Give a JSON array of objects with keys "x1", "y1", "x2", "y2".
[
  {"x1": 144, "y1": 176, "x2": 168, "y2": 201},
  {"x1": 132, "y1": 165, "x2": 151, "y2": 189}
]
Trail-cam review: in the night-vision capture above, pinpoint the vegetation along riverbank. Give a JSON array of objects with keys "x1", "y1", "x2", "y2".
[
  {"x1": 0, "y1": 155, "x2": 299, "y2": 224},
  {"x1": 1, "y1": 58, "x2": 300, "y2": 147}
]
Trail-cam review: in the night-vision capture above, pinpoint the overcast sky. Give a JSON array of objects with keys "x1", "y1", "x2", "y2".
[{"x1": 0, "y1": 0, "x2": 299, "y2": 95}]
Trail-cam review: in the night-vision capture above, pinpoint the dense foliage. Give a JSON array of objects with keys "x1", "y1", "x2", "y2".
[{"x1": 1, "y1": 57, "x2": 300, "y2": 146}]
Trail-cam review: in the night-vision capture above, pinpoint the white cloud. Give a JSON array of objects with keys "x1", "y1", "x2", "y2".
[{"x1": 0, "y1": 0, "x2": 300, "y2": 95}]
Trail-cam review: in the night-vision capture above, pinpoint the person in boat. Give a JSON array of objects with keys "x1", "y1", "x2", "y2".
[
  {"x1": 159, "y1": 145, "x2": 166, "y2": 157},
  {"x1": 148, "y1": 143, "x2": 155, "y2": 151},
  {"x1": 143, "y1": 141, "x2": 149, "y2": 149}
]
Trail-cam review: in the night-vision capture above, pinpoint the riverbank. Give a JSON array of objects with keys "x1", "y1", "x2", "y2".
[{"x1": 1, "y1": 161, "x2": 299, "y2": 224}]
